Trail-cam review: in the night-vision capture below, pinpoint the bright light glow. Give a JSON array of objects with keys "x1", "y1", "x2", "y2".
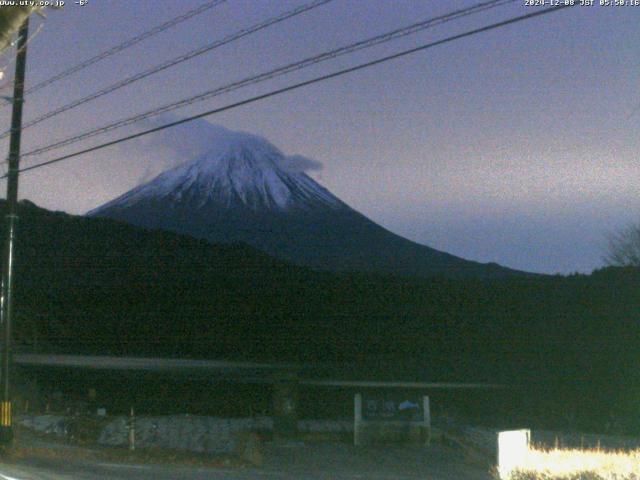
[
  {"x1": 498, "y1": 429, "x2": 531, "y2": 479},
  {"x1": 510, "y1": 447, "x2": 640, "y2": 480}
]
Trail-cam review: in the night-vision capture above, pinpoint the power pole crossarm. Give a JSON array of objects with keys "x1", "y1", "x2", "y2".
[{"x1": 0, "y1": 7, "x2": 36, "y2": 54}]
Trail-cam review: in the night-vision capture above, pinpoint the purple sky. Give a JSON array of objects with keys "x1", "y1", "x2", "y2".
[{"x1": 0, "y1": 0, "x2": 638, "y2": 274}]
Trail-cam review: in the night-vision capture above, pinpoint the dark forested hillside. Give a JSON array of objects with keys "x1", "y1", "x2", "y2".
[{"x1": 3, "y1": 200, "x2": 640, "y2": 432}]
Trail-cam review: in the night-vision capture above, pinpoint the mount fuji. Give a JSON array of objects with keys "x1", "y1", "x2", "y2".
[{"x1": 88, "y1": 127, "x2": 522, "y2": 278}]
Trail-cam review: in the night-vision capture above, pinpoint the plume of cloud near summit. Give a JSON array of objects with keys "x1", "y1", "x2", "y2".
[
  {"x1": 131, "y1": 114, "x2": 323, "y2": 183},
  {"x1": 138, "y1": 114, "x2": 236, "y2": 161}
]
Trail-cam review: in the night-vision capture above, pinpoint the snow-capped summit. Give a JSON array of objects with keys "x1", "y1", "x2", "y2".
[
  {"x1": 91, "y1": 129, "x2": 344, "y2": 214},
  {"x1": 89, "y1": 126, "x2": 522, "y2": 278}
]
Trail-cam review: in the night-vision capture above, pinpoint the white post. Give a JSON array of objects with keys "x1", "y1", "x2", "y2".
[
  {"x1": 354, "y1": 393, "x2": 362, "y2": 447},
  {"x1": 128, "y1": 406, "x2": 136, "y2": 451},
  {"x1": 423, "y1": 395, "x2": 431, "y2": 446}
]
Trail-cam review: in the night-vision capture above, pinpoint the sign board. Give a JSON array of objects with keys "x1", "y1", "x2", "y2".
[
  {"x1": 354, "y1": 393, "x2": 430, "y2": 446},
  {"x1": 362, "y1": 396, "x2": 424, "y2": 422}
]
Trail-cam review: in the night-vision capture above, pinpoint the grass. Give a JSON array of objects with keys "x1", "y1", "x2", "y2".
[{"x1": 508, "y1": 446, "x2": 640, "y2": 480}]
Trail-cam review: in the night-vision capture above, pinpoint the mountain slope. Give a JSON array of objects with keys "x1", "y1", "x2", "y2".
[{"x1": 89, "y1": 127, "x2": 524, "y2": 278}]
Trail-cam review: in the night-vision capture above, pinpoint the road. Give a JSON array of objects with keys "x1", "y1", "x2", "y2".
[{"x1": 0, "y1": 442, "x2": 493, "y2": 480}]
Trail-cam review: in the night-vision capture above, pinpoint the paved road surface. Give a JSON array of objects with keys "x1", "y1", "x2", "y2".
[{"x1": 0, "y1": 442, "x2": 492, "y2": 479}]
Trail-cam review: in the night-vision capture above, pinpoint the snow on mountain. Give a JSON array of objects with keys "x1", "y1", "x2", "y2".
[{"x1": 90, "y1": 128, "x2": 343, "y2": 215}]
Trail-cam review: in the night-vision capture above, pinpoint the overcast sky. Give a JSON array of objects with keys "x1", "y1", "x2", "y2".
[{"x1": 0, "y1": 0, "x2": 637, "y2": 274}]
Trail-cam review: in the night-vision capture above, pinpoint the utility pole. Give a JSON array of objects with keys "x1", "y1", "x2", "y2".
[{"x1": 0, "y1": 17, "x2": 29, "y2": 447}]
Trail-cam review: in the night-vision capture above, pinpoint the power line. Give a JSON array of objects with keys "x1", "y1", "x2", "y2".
[
  {"x1": 1, "y1": 0, "x2": 227, "y2": 105},
  {"x1": 0, "y1": 0, "x2": 334, "y2": 140},
  {"x1": 8, "y1": 4, "x2": 574, "y2": 179},
  {"x1": 23, "y1": 0, "x2": 515, "y2": 159}
]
